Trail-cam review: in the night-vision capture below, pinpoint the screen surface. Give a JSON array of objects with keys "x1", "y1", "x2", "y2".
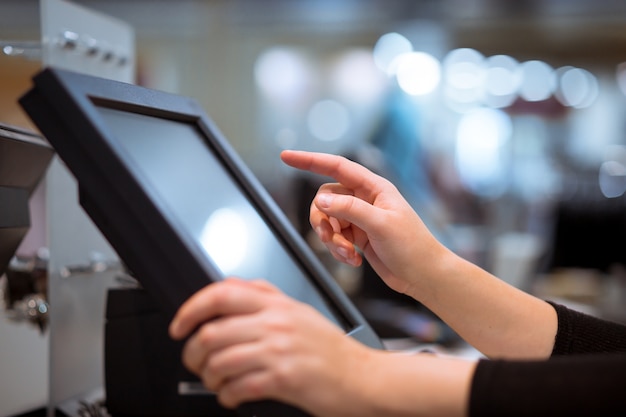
[{"x1": 96, "y1": 106, "x2": 345, "y2": 328}]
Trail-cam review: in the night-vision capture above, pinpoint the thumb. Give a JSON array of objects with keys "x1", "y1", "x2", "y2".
[{"x1": 315, "y1": 193, "x2": 384, "y2": 237}]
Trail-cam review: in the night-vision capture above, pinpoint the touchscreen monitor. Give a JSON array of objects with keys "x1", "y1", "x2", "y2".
[
  {"x1": 19, "y1": 67, "x2": 384, "y2": 417},
  {"x1": 94, "y1": 105, "x2": 342, "y2": 328}
]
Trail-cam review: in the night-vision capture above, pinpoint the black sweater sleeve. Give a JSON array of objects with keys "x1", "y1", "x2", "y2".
[
  {"x1": 549, "y1": 301, "x2": 626, "y2": 354},
  {"x1": 469, "y1": 301, "x2": 626, "y2": 417}
]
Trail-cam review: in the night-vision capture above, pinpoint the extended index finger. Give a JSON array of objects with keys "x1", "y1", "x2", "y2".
[{"x1": 280, "y1": 150, "x2": 378, "y2": 191}]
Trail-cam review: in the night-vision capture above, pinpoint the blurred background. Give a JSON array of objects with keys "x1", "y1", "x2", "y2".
[{"x1": 3, "y1": 0, "x2": 626, "y2": 337}]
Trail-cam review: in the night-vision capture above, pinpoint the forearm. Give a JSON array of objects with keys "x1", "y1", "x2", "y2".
[
  {"x1": 280, "y1": 150, "x2": 557, "y2": 358},
  {"x1": 335, "y1": 350, "x2": 476, "y2": 417},
  {"x1": 406, "y1": 247, "x2": 557, "y2": 359}
]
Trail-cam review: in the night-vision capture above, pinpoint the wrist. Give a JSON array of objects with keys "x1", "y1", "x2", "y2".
[
  {"x1": 359, "y1": 351, "x2": 475, "y2": 417},
  {"x1": 403, "y1": 242, "x2": 463, "y2": 303}
]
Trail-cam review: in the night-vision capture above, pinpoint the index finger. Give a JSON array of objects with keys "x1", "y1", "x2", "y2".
[
  {"x1": 169, "y1": 278, "x2": 275, "y2": 340},
  {"x1": 280, "y1": 150, "x2": 379, "y2": 191}
]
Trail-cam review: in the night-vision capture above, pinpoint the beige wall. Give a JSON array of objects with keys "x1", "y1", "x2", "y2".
[{"x1": 0, "y1": 57, "x2": 41, "y2": 131}]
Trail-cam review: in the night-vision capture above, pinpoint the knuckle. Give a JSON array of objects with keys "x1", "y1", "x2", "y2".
[
  {"x1": 264, "y1": 315, "x2": 292, "y2": 337},
  {"x1": 205, "y1": 355, "x2": 221, "y2": 376},
  {"x1": 212, "y1": 284, "x2": 233, "y2": 307},
  {"x1": 337, "y1": 194, "x2": 355, "y2": 212},
  {"x1": 201, "y1": 368, "x2": 220, "y2": 393},
  {"x1": 272, "y1": 360, "x2": 296, "y2": 391},
  {"x1": 244, "y1": 375, "x2": 270, "y2": 398},
  {"x1": 197, "y1": 324, "x2": 216, "y2": 348},
  {"x1": 268, "y1": 334, "x2": 293, "y2": 356}
]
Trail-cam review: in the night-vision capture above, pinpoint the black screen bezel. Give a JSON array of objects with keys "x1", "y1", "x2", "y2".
[
  {"x1": 19, "y1": 67, "x2": 384, "y2": 349},
  {"x1": 91, "y1": 102, "x2": 347, "y2": 330}
]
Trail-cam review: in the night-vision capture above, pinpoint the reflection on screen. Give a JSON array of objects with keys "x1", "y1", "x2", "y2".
[{"x1": 95, "y1": 106, "x2": 345, "y2": 329}]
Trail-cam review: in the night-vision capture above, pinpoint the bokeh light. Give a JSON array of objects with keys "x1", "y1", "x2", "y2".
[
  {"x1": 307, "y1": 99, "x2": 351, "y2": 141},
  {"x1": 483, "y1": 54, "x2": 521, "y2": 108},
  {"x1": 254, "y1": 47, "x2": 314, "y2": 103},
  {"x1": 599, "y1": 145, "x2": 626, "y2": 198},
  {"x1": 331, "y1": 48, "x2": 387, "y2": 103},
  {"x1": 274, "y1": 127, "x2": 298, "y2": 149},
  {"x1": 455, "y1": 108, "x2": 512, "y2": 197},
  {"x1": 518, "y1": 60, "x2": 556, "y2": 102},
  {"x1": 599, "y1": 160, "x2": 626, "y2": 198},
  {"x1": 372, "y1": 32, "x2": 413, "y2": 76},
  {"x1": 394, "y1": 51, "x2": 441, "y2": 96},
  {"x1": 442, "y1": 48, "x2": 486, "y2": 105},
  {"x1": 200, "y1": 208, "x2": 249, "y2": 274},
  {"x1": 555, "y1": 66, "x2": 599, "y2": 109}
]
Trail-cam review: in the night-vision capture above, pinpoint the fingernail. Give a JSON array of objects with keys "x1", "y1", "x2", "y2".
[
  {"x1": 318, "y1": 194, "x2": 333, "y2": 208},
  {"x1": 347, "y1": 256, "x2": 360, "y2": 267},
  {"x1": 337, "y1": 247, "x2": 349, "y2": 259}
]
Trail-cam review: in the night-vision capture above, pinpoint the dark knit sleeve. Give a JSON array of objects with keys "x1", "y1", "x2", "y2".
[
  {"x1": 469, "y1": 354, "x2": 626, "y2": 417},
  {"x1": 548, "y1": 301, "x2": 626, "y2": 355},
  {"x1": 469, "y1": 302, "x2": 626, "y2": 416}
]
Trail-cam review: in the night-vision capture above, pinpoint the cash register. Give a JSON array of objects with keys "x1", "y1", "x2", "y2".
[{"x1": 0, "y1": 122, "x2": 53, "y2": 317}]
